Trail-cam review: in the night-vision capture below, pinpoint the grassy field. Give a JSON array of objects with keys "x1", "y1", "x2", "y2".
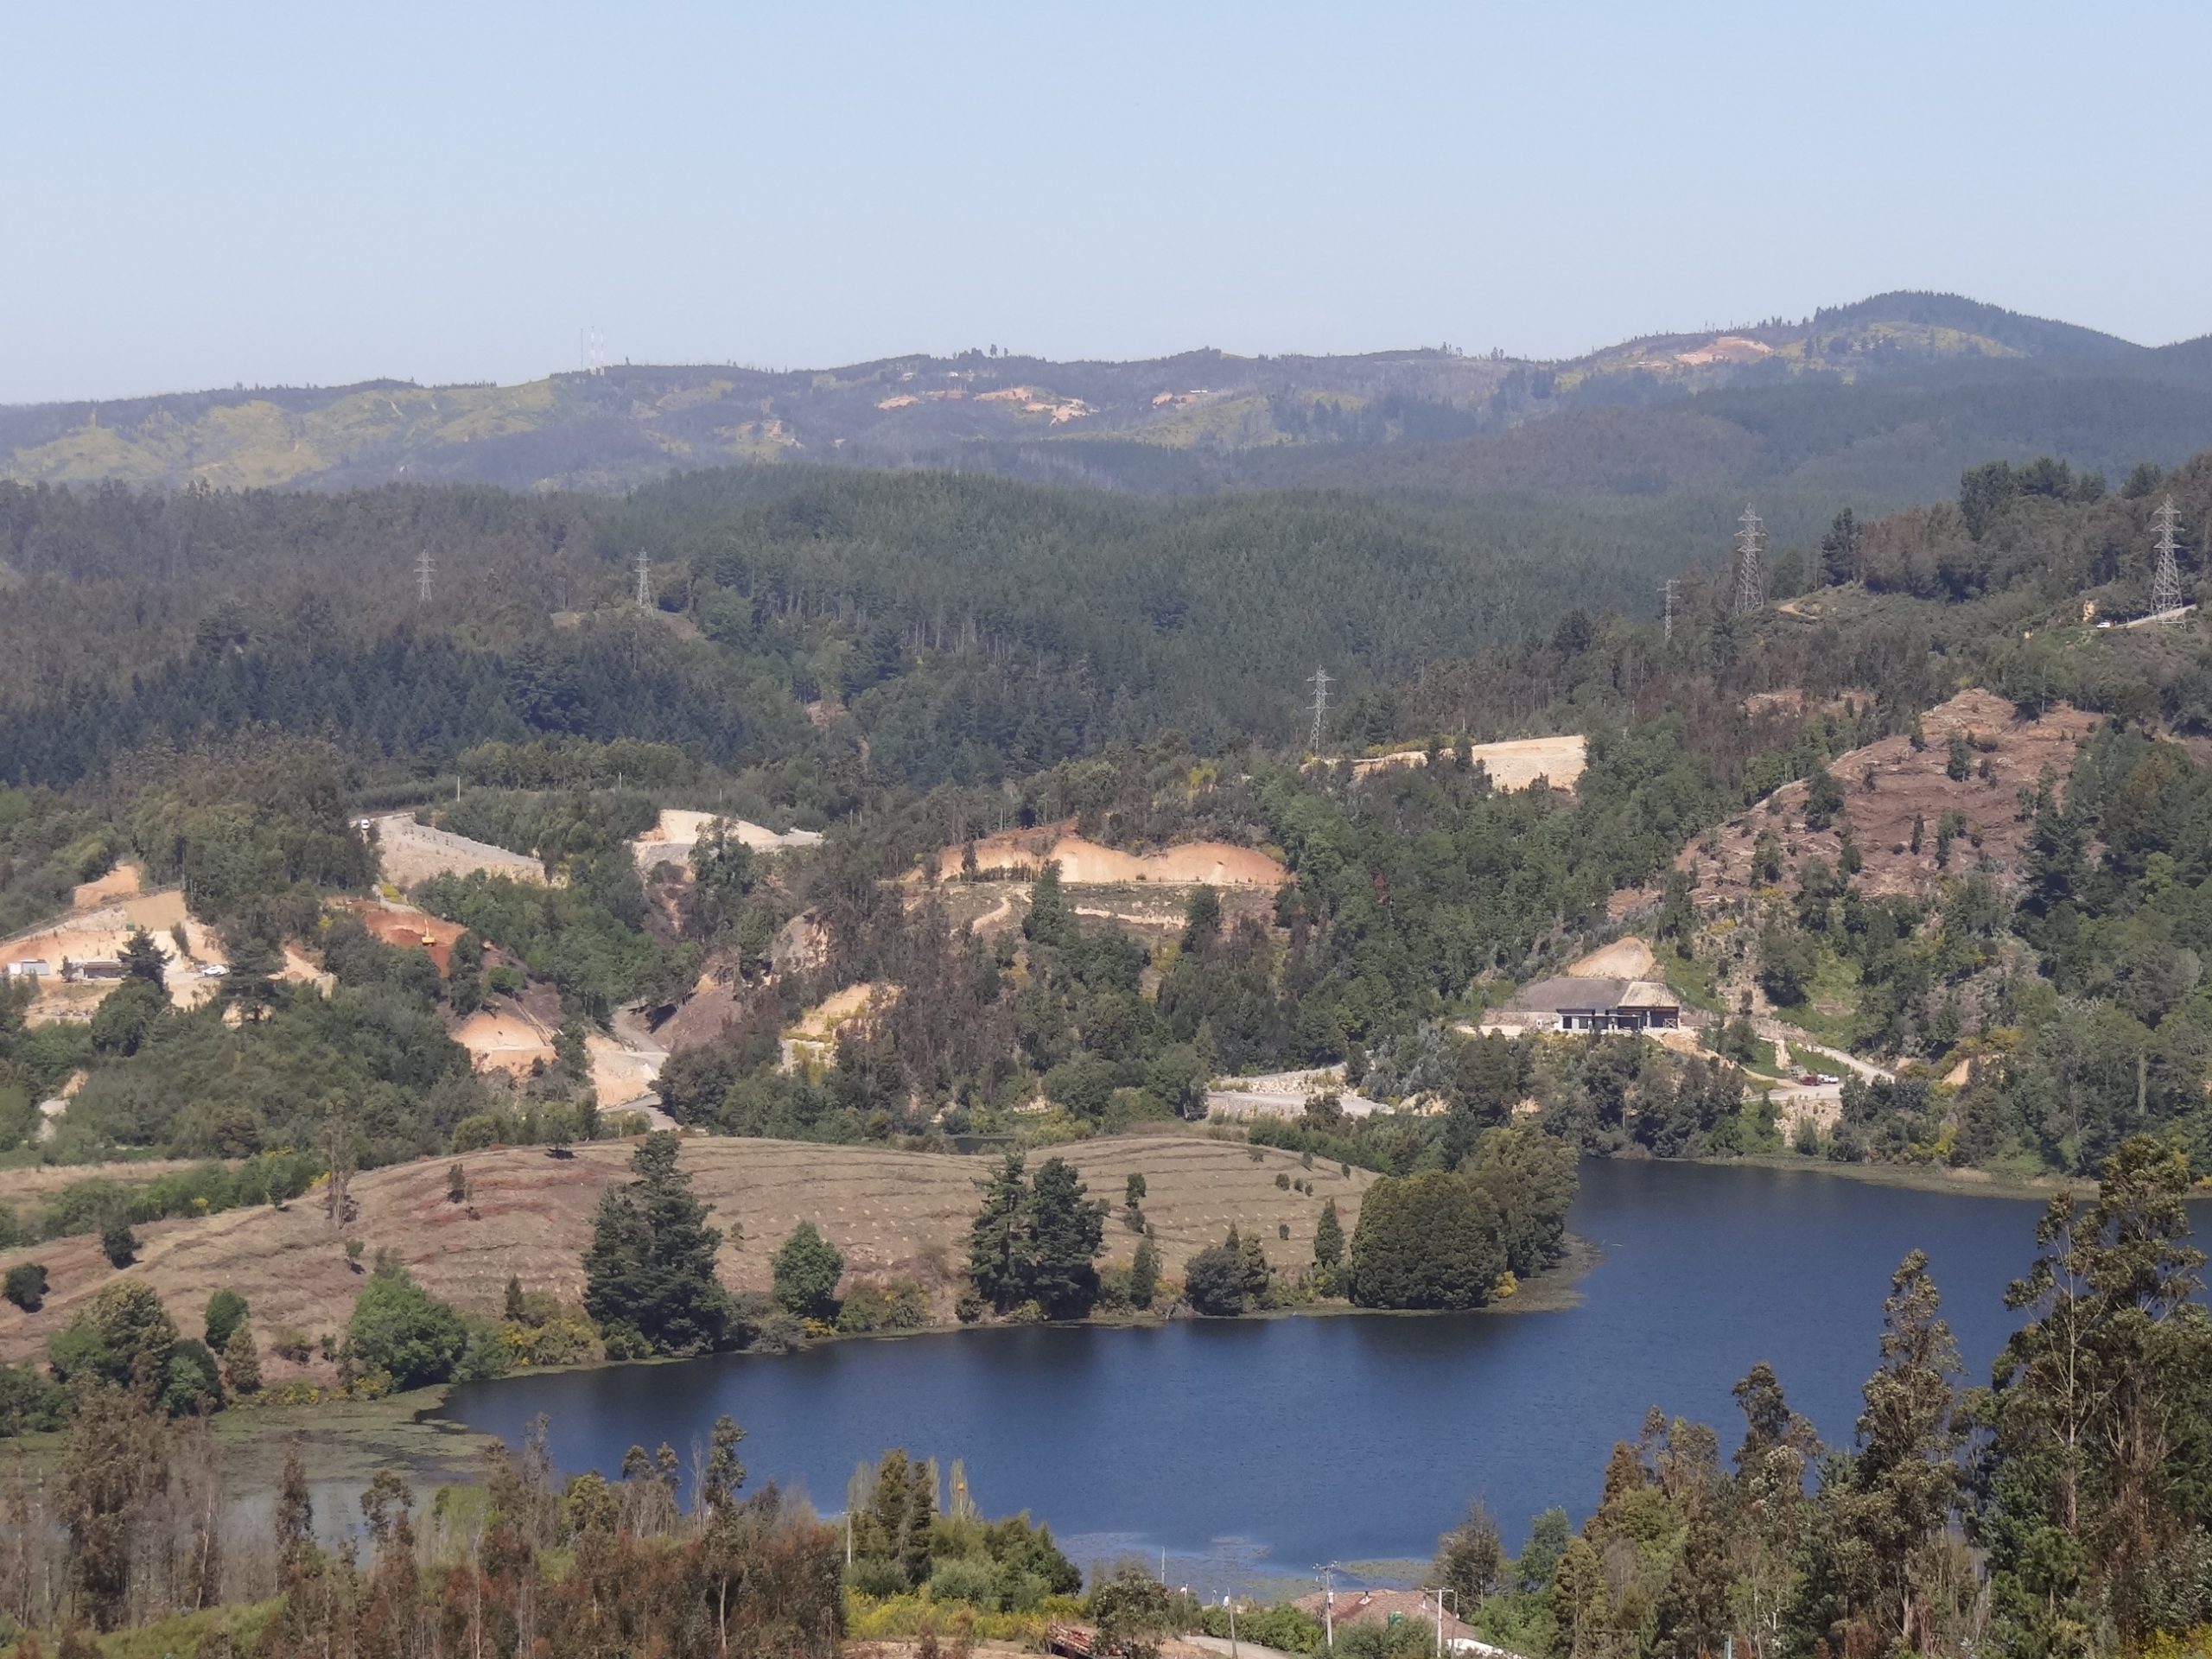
[{"x1": 0, "y1": 1130, "x2": 1376, "y2": 1372}]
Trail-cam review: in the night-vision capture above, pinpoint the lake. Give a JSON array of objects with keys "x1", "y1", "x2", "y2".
[{"x1": 439, "y1": 1158, "x2": 2081, "y2": 1594}]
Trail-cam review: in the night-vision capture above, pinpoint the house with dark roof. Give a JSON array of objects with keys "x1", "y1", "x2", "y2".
[{"x1": 1502, "y1": 976, "x2": 1681, "y2": 1033}]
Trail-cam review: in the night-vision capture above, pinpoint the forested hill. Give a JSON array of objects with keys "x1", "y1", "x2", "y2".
[
  {"x1": 0, "y1": 467, "x2": 1705, "y2": 788},
  {"x1": 7, "y1": 292, "x2": 2212, "y2": 508}
]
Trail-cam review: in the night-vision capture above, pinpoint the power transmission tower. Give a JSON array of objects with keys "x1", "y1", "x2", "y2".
[
  {"x1": 1306, "y1": 667, "x2": 1332, "y2": 753},
  {"x1": 634, "y1": 548, "x2": 652, "y2": 609},
  {"x1": 2150, "y1": 494, "x2": 2186, "y2": 620},
  {"x1": 1732, "y1": 505, "x2": 1766, "y2": 615},
  {"x1": 1661, "y1": 578, "x2": 1678, "y2": 642},
  {"x1": 415, "y1": 546, "x2": 434, "y2": 604}
]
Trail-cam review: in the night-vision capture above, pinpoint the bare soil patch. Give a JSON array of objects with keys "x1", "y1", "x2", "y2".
[
  {"x1": 1345, "y1": 734, "x2": 1587, "y2": 791},
  {"x1": 454, "y1": 1007, "x2": 556, "y2": 1075},
  {"x1": 71, "y1": 860, "x2": 143, "y2": 909},
  {"x1": 631, "y1": 810, "x2": 822, "y2": 873},
  {"x1": 3, "y1": 889, "x2": 217, "y2": 1023},
  {"x1": 926, "y1": 824, "x2": 1286, "y2": 887},
  {"x1": 343, "y1": 899, "x2": 466, "y2": 975},
  {"x1": 1680, "y1": 690, "x2": 2099, "y2": 907},
  {"x1": 1567, "y1": 936, "x2": 1657, "y2": 979},
  {"x1": 372, "y1": 813, "x2": 550, "y2": 889}
]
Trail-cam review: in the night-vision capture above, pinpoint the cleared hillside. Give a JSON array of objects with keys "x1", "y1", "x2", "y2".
[{"x1": 0, "y1": 1132, "x2": 1372, "y2": 1372}]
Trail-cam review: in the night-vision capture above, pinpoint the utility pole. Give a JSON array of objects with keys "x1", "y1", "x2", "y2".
[
  {"x1": 415, "y1": 546, "x2": 434, "y2": 604},
  {"x1": 1315, "y1": 1564, "x2": 1338, "y2": 1650},
  {"x1": 635, "y1": 548, "x2": 653, "y2": 610},
  {"x1": 1661, "y1": 578, "x2": 1678, "y2": 642},
  {"x1": 2151, "y1": 494, "x2": 2186, "y2": 620},
  {"x1": 1226, "y1": 1596, "x2": 1238, "y2": 1659},
  {"x1": 1307, "y1": 667, "x2": 1332, "y2": 753},
  {"x1": 1732, "y1": 505, "x2": 1765, "y2": 615}
]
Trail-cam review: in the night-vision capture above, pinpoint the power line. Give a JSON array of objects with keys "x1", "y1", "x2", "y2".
[
  {"x1": 2150, "y1": 494, "x2": 2186, "y2": 620},
  {"x1": 415, "y1": 546, "x2": 434, "y2": 604},
  {"x1": 1306, "y1": 666, "x2": 1332, "y2": 753},
  {"x1": 1732, "y1": 505, "x2": 1765, "y2": 616}
]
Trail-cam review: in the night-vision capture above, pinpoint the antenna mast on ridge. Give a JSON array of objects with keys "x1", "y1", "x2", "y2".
[
  {"x1": 1732, "y1": 505, "x2": 1766, "y2": 615},
  {"x1": 415, "y1": 546, "x2": 434, "y2": 604},
  {"x1": 1307, "y1": 666, "x2": 1332, "y2": 753},
  {"x1": 2150, "y1": 495, "x2": 2186, "y2": 620},
  {"x1": 1661, "y1": 578, "x2": 1678, "y2": 642}
]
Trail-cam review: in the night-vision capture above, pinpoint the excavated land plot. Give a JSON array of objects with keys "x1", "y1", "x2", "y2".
[
  {"x1": 926, "y1": 824, "x2": 1287, "y2": 887},
  {"x1": 1680, "y1": 690, "x2": 2100, "y2": 907},
  {"x1": 1, "y1": 889, "x2": 228, "y2": 1022},
  {"x1": 453, "y1": 1007, "x2": 557, "y2": 1075},
  {"x1": 1566, "y1": 936, "x2": 1658, "y2": 979},
  {"x1": 372, "y1": 813, "x2": 551, "y2": 888},
  {"x1": 70, "y1": 860, "x2": 144, "y2": 909},
  {"x1": 0, "y1": 1133, "x2": 1373, "y2": 1371},
  {"x1": 343, "y1": 899, "x2": 466, "y2": 975},
  {"x1": 631, "y1": 809, "x2": 823, "y2": 873},
  {"x1": 1345, "y1": 734, "x2": 1587, "y2": 791}
]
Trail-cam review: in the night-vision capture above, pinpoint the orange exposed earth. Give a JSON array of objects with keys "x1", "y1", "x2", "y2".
[{"x1": 341, "y1": 900, "x2": 467, "y2": 975}]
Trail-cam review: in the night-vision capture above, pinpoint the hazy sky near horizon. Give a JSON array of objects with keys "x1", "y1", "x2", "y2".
[{"x1": 9, "y1": 1, "x2": 2211, "y2": 404}]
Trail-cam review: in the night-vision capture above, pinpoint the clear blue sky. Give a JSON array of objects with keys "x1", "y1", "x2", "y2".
[{"x1": 8, "y1": 1, "x2": 2209, "y2": 404}]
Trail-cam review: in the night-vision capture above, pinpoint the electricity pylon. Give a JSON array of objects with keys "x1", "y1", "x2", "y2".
[
  {"x1": 2151, "y1": 495, "x2": 2186, "y2": 620},
  {"x1": 1732, "y1": 506, "x2": 1765, "y2": 615}
]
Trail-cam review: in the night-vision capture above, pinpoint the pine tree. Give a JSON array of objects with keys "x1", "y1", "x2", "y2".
[
  {"x1": 1128, "y1": 1235, "x2": 1159, "y2": 1310},
  {"x1": 1313, "y1": 1199, "x2": 1344, "y2": 1272},
  {"x1": 1980, "y1": 1137, "x2": 2212, "y2": 1652},
  {"x1": 118, "y1": 928, "x2": 167, "y2": 987},
  {"x1": 222, "y1": 1323, "x2": 261, "y2": 1395},
  {"x1": 1027, "y1": 1158, "x2": 1103, "y2": 1317},
  {"x1": 966, "y1": 1153, "x2": 1032, "y2": 1313},
  {"x1": 582, "y1": 1132, "x2": 734, "y2": 1355}
]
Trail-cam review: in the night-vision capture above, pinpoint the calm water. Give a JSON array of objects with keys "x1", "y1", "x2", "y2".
[{"x1": 440, "y1": 1160, "x2": 2087, "y2": 1591}]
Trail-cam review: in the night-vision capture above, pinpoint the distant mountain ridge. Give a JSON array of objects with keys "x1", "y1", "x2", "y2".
[{"x1": 4, "y1": 291, "x2": 2211, "y2": 505}]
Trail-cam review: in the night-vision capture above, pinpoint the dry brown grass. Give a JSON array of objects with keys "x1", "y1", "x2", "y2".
[
  {"x1": 0, "y1": 1132, "x2": 1371, "y2": 1370},
  {"x1": 0, "y1": 1158, "x2": 210, "y2": 1206}
]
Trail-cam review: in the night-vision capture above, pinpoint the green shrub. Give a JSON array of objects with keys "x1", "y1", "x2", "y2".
[
  {"x1": 836, "y1": 1279, "x2": 929, "y2": 1336},
  {"x1": 772, "y1": 1222, "x2": 846, "y2": 1321},
  {"x1": 204, "y1": 1288, "x2": 250, "y2": 1351},
  {"x1": 849, "y1": 1557, "x2": 912, "y2": 1599},
  {"x1": 346, "y1": 1257, "x2": 467, "y2": 1389},
  {"x1": 926, "y1": 1557, "x2": 1000, "y2": 1606},
  {"x1": 3, "y1": 1262, "x2": 47, "y2": 1313}
]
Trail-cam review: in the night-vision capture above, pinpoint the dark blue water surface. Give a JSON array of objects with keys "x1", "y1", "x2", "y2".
[{"x1": 439, "y1": 1160, "x2": 2075, "y2": 1591}]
